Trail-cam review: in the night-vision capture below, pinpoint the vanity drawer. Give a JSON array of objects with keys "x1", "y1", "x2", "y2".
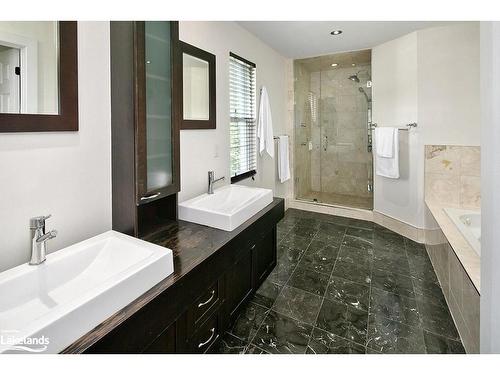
[
  {"x1": 188, "y1": 313, "x2": 220, "y2": 353},
  {"x1": 186, "y1": 277, "x2": 223, "y2": 334}
]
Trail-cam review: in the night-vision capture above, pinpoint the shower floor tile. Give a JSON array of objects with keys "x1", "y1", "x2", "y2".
[
  {"x1": 299, "y1": 190, "x2": 373, "y2": 210},
  {"x1": 213, "y1": 209, "x2": 466, "y2": 354}
]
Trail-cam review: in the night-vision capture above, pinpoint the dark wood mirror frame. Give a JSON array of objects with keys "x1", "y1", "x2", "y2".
[
  {"x1": 178, "y1": 41, "x2": 216, "y2": 130},
  {"x1": 0, "y1": 21, "x2": 78, "y2": 133}
]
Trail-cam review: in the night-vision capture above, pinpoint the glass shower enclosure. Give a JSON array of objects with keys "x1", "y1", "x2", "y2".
[{"x1": 294, "y1": 50, "x2": 373, "y2": 210}]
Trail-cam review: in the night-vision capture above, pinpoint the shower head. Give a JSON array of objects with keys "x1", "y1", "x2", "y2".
[
  {"x1": 348, "y1": 74, "x2": 360, "y2": 83},
  {"x1": 348, "y1": 69, "x2": 371, "y2": 83}
]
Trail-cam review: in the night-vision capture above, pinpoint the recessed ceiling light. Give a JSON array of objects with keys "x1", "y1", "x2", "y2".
[
  {"x1": 352, "y1": 63, "x2": 356, "y2": 67},
  {"x1": 331, "y1": 63, "x2": 338, "y2": 67},
  {"x1": 330, "y1": 30, "x2": 342, "y2": 35}
]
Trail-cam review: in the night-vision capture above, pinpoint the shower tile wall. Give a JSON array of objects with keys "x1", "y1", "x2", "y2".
[
  {"x1": 294, "y1": 51, "x2": 373, "y2": 210},
  {"x1": 312, "y1": 64, "x2": 372, "y2": 199},
  {"x1": 294, "y1": 62, "x2": 312, "y2": 198}
]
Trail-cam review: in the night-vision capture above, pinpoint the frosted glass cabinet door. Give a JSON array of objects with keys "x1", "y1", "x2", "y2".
[
  {"x1": 135, "y1": 21, "x2": 180, "y2": 204},
  {"x1": 145, "y1": 21, "x2": 172, "y2": 191}
]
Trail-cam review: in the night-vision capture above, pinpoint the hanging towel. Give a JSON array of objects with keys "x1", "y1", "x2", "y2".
[
  {"x1": 278, "y1": 135, "x2": 290, "y2": 183},
  {"x1": 375, "y1": 127, "x2": 396, "y2": 158},
  {"x1": 257, "y1": 86, "x2": 274, "y2": 158},
  {"x1": 375, "y1": 127, "x2": 400, "y2": 179}
]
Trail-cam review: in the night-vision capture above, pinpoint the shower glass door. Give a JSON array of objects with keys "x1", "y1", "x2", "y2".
[{"x1": 294, "y1": 50, "x2": 373, "y2": 210}]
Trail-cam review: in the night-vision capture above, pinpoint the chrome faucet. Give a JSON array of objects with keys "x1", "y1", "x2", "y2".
[
  {"x1": 29, "y1": 215, "x2": 57, "y2": 265},
  {"x1": 208, "y1": 171, "x2": 225, "y2": 194}
]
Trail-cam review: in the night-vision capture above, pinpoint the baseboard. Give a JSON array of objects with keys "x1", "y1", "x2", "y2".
[
  {"x1": 372, "y1": 211, "x2": 426, "y2": 243},
  {"x1": 285, "y1": 199, "x2": 425, "y2": 243},
  {"x1": 287, "y1": 199, "x2": 373, "y2": 221}
]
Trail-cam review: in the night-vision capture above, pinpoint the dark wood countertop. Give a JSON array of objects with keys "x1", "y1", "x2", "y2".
[{"x1": 62, "y1": 198, "x2": 284, "y2": 353}]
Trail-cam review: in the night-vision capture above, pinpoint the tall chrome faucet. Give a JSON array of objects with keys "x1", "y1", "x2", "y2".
[
  {"x1": 29, "y1": 214, "x2": 57, "y2": 265},
  {"x1": 208, "y1": 171, "x2": 225, "y2": 194}
]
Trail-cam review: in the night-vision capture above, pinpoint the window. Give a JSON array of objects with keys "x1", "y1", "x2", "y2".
[{"x1": 229, "y1": 52, "x2": 256, "y2": 183}]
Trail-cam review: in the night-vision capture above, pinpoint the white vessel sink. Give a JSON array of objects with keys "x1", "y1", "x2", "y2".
[
  {"x1": 0, "y1": 230, "x2": 173, "y2": 354},
  {"x1": 178, "y1": 185, "x2": 273, "y2": 231}
]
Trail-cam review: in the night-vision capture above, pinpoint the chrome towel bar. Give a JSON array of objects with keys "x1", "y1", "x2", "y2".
[{"x1": 370, "y1": 122, "x2": 417, "y2": 131}]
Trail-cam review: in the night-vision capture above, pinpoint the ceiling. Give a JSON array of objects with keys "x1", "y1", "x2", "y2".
[
  {"x1": 237, "y1": 21, "x2": 453, "y2": 58},
  {"x1": 297, "y1": 49, "x2": 371, "y2": 72}
]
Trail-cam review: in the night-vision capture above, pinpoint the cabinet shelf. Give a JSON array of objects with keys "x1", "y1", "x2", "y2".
[
  {"x1": 145, "y1": 32, "x2": 169, "y2": 44},
  {"x1": 146, "y1": 73, "x2": 170, "y2": 82}
]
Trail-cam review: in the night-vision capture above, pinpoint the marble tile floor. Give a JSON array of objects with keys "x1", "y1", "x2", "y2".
[
  {"x1": 212, "y1": 208, "x2": 465, "y2": 354},
  {"x1": 298, "y1": 191, "x2": 373, "y2": 210}
]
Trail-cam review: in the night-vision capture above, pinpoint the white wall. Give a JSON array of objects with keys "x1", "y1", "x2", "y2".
[
  {"x1": 178, "y1": 21, "x2": 288, "y2": 202},
  {"x1": 372, "y1": 23, "x2": 480, "y2": 229},
  {"x1": 372, "y1": 32, "x2": 421, "y2": 227},
  {"x1": 0, "y1": 22, "x2": 112, "y2": 272},
  {"x1": 480, "y1": 21, "x2": 500, "y2": 354},
  {"x1": 418, "y1": 23, "x2": 480, "y2": 146}
]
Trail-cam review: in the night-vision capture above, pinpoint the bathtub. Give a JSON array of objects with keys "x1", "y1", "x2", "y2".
[{"x1": 443, "y1": 207, "x2": 481, "y2": 256}]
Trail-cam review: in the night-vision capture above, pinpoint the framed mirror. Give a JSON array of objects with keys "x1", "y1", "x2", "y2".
[
  {"x1": 0, "y1": 21, "x2": 78, "y2": 132},
  {"x1": 179, "y1": 41, "x2": 215, "y2": 129}
]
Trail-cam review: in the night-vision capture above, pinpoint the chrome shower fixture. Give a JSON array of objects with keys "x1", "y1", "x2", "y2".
[
  {"x1": 348, "y1": 69, "x2": 371, "y2": 83},
  {"x1": 348, "y1": 74, "x2": 360, "y2": 83}
]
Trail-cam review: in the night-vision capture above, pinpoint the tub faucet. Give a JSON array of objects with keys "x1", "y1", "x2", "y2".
[
  {"x1": 208, "y1": 171, "x2": 225, "y2": 194},
  {"x1": 29, "y1": 214, "x2": 57, "y2": 265}
]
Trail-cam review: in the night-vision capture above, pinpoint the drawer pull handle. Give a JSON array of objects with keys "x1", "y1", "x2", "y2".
[
  {"x1": 198, "y1": 328, "x2": 216, "y2": 348},
  {"x1": 198, "y1": 290, "x2": 215, "y2": 308},
  {"x1": 140, "y1": 192, "x2": 161, "y2": 201}
]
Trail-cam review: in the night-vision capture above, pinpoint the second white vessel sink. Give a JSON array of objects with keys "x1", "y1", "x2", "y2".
[
  {"x1": 178, "y1": 185, "x2": 273, "y2": 231},
  {"x1": 0, "y1": 230, "x2": 173, "y2": 354}
]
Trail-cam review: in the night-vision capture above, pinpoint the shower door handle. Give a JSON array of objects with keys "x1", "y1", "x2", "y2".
[{"x1": 323, "y1": 136, "x2": 328, "y2": 151}]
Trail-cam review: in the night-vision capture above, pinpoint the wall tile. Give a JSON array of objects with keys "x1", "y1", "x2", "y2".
[
  {"x1": 447, "y1": 292, "x2": 468, "y2": 343},
  {"x1": 461, "y1": 273, "x2": 480, "y2": 352},
  {"x1": 425, "y1": 237, "x2": 480, "y2": 353},
  {"x1": 437, "y1": 243, "x2": 450, "y2": 298},
  {"x1": 448, "y1": 249, "x2": 464, "y2": 306},
  {"x1": 426, "y1": 242, "x2": 450, "y2": 300},
  {"x1": 425, "y1": 173, "x2": 460, "y2": 205},
  {"x1": 424, "y1": 145, "x2": 481, "y2": 210},
  {"x1": 459, "y1": 176, "x2": 481, "y2": 209},
  {"x1": 425, "y1": 145, "x2": 460, "y2": 175},
  {"x1": 459, "y1": 146, "x2": 480, "y2": 177}
]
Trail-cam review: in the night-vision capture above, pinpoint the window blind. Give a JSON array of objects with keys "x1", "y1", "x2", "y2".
[{"x1": 229, "y1": 52, "x2": 257, "y2": 183}]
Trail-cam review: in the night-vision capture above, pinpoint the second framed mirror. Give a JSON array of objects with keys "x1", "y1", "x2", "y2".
[{"x1": 179, "y1": 41, "x2": 216, "y2": 129}]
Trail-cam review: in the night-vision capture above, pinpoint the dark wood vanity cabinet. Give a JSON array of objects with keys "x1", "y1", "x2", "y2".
[
  {"x1": 225, "y1": 246, "x2": 254, "y2": 321},
  {"x1": 225, "y1": 228, "x2": 276, "y2": 321},
  {"x1": 81, "y1": 200, "x2": 283, "y2": 354},
  {"x1": 253, "y1": 229, "x2": 277, "y2": 286}
]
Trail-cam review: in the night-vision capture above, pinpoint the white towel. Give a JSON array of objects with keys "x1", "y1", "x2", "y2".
[
  {"x1": 375, "y1": 127, "x2": 400, "y2": 179},
  {"x1": 257, "y1": 86, "x2": 274, "y2": 158},
  {"x1": 375, "y1": 127, "x2": 396, "y2": 158},
  {"x1": 278, "y1": 135, "x2": 290, "y2": 183}
]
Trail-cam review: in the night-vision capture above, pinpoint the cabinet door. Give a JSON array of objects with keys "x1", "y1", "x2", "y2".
[
  {"x1": 225, "y1": 247, "x2": 253, "y2": 320},
  {"x1": 254, "y1": 228, "x2": 277, "y2": 286},
  {"x1": 135, "y1": 21, "x2": 180, "y2": 205},
  {"x1": 142, "y1": 322, "x2": 177, "y2": 353}
]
